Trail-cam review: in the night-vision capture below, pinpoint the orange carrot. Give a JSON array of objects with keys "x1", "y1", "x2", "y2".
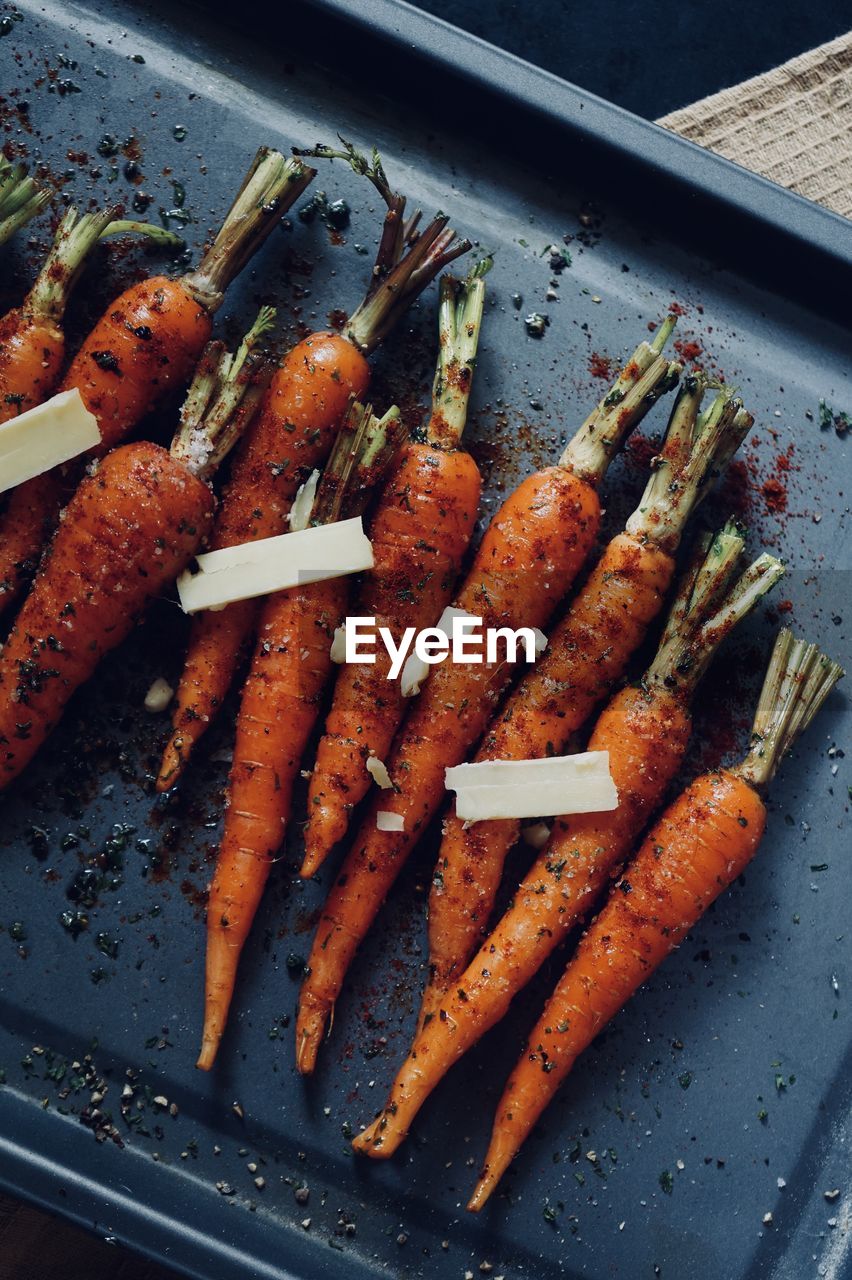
[
  {"x1": 295, "y1": 320, "x2": 682, "y2": 1074},
  {"x1": 301, "y1": 260, "x2": 490, "y2": 874},
  {"x1": 353, "y1": 527, "x2": 784, "y2": 1157},
  {"x1": 198, "y1": 401, "x2": 406, "y2": 1070},
  {"x1": 157, "y1": 144, "x2": 472, "y2": 790},
  {"x1": 0, "y1": 318, "x2": 273, "y2": 788},
  {"x1": 0, "y1": 155, "x2": 50, "y2": 247},
  {"x1": 469, "y1": 628, "x2": 843, "y2": 1209},
  {"x1": 0, "y1": 149, "x2": 313, "y2": 618},
  {"x1": 417, "y1": 378, "x2": 753, "y2": 1023},
  {"x1": 0, "y1": 207, "x2": 182, "y2": 611}
]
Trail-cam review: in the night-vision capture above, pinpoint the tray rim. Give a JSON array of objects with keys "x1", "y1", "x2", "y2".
[
  {"x1": 302, "y1": 0, "x2": 852, "y2": 272},
  {"x1": 2, "y1": 3, "x2": 851, "y2": 1279}
]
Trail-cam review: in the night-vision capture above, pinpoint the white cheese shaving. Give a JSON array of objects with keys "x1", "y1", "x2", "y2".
[
  {"x1": 0, "y1": 388, "x2": 100, "y2": 493},
  {"x1": 532, "y1": 627, "x2": 548, "y2": 655},
  {"x1": 176, "y1": 516, "x2": 373, "y2": 615},
  {"x1": 366, "y1": 755, "x2": 393, "y2": 790},
  {"x1": 143, "y1": 677, "x2": 174, "y2": 713},
  {"x1": 400, "y1": 606, "x2": 477, "y2": 698},
  {"x1": 288, "y1": 469, "x2": 320, "y2": 532},
  {"x1": 376, "y1": 810, "x2": 404, "y2": 832},
  {"x1": 330, "y1": 624, "x2": 347, "y2": 664},
  {"x1": 520, "y1": 820, "x2": 552, "y2": 849},
  {"x1": 446, "y1": 751, "x2": 618, "y2": 822}
]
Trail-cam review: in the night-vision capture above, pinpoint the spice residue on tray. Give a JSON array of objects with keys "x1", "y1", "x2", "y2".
[
  {"x1": 588, "y1": 352, "x2": 614, "y2": 381},
  {"x1": 760, "y1": 442, "x2": 797, "y2": 516}
]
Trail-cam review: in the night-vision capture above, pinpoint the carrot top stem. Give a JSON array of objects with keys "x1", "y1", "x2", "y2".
[
  {"x1": 294, "y1": 137, "x2": 411, "y2": 295},
  {"x1": 170, "y1": 307, "x2": 276, "y2": 479},
  {"x1": 100, "y1": 218, "x2": 186, "y2": 249},
  {"x1": 426, "y1": 258, "x2": 492, "y2": 446},
  {"x1": 311, "y1": 400, "x2": 405, "y2": 525},
  {"x1": 345, "y1": 211, "x2": 472, "y2": 354},
  {"x1": 181, "y1": 149, "x2": 315, "y2": 314},
  {"x1": 0, "y1": 156, "x2": 50, "y2": 246},
  {"x1": 657, "y1": 519, "x2": 740, "y2": 655},
  {"x1": 626, "y1": 379, "x2": 752, "y2": 550},
  {"x1": 559, "y1": 315, "x2": 680, "y2": 486},
  {"x1": 297, "y1": 136, "x2": 472, "y2": 353},
  {"x1": 734, "y1": 629, "x2": 844, "y2": 789},
  {"x1": 649, "y1": 533, "x2": 784, "y2": 691},
  {"x1": 295, "y1": 136, "x2": 397, "y2": 212},
  {"x1": 28, "y1": 206, "x2": 185, "y2": 323}
]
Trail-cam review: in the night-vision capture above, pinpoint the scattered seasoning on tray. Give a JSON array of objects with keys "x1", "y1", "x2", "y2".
[
  {"x1": 818, "y1": 398, "x2": 850, "y2": 436},
  {"x1": 524, "y1": 312, "x2": 548, "y2": 338}
]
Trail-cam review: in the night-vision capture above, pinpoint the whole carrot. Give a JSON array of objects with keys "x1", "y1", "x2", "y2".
[
  {"x1": 468, "y1": 628, "x2": 843, "y2": 1209},
  {"x1": 0, "y1": 315, "x2": 273, "y2": 788},
  {"x1": 353, "y1": 526, "x2": 784, "y2": 1157},
  {"x1": 0, "y1": 148, "x2": 314, "y2": 618},
  {"x1": 0, "y1": 207, "x2": 182, "y2": 610},
  {"x1": 198, "y1": 400, "x2": 406, "y2": 1070},
  {"x1": 0, "y1": 155, "x2": 50, "y2": 248},
  {"x1": 417, "y1": 378, "x2": 753, "y2": 1025},
  {"x1": 156, "y1": 143, "x2": 472, "y2": 791},
  {"x1": 301, "y1": 259, "x2": 491, "y2": 874},
  {"x1": 295, "y1": 320, "x2": 682, "y2": 1073}
]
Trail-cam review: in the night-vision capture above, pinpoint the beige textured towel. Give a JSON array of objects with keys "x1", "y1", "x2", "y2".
[{"x1": 658, "y1": 31, "x2": 852, "y2": 219}]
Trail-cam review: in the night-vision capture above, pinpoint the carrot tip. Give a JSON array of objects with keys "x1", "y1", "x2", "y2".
[
  {"x1": 295, "y1": 1012, "x2": 326, "y2": 1075},
  {"x1": 351, "y1": 1116, "x2": 396, "y2": 1158},
  {"x1": 298, "y1": 848, "x2": 325, "y2": 879},
  {"x1": 155, "y1": 738, "x2": 184, "y2": 792},
  {"x1": 196, "y1": 1038, "x2": 219, "y2": 1072},
  {"x1": 466, "y1": 1174, "x2": 495, "y2": 1213}
]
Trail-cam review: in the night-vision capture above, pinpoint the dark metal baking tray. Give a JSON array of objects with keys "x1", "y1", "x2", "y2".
[{"x1": 0, "y1": 1, "x2": 850, "y2": 1278}]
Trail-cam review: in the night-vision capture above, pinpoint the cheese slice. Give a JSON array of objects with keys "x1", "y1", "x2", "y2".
[
  {"x1": 330, "y1": 623, "x2": 348, "y2": 663},
  {"x1": 0, "y1": 388, "x2": 100, "y2": 493},
  {"x1": 144, "y1": 677, "x2": 174, "y2": 713},
  {"x1": 366, "y1": 755, "x2": 393, "y2": 790},
  {"x1": 400, "y1": 606, "x2": 477, "y2": 698},
  {"x1": 288, "y1": 469, "x2": 320, "y2": 532},
  {"x1": 376, "y1": 810, "x2": 405, "y2": 832},
  {"x1": 446, "y1": 751, "x2": 618, "y2": 822},
  {"x1": 176, "y1": 517, "x2": 373, "y2": 614}
]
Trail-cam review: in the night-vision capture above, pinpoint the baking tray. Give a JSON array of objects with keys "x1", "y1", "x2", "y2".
[{"x1": 0, "y1": 1, "x2": 850, "y2": 1277}]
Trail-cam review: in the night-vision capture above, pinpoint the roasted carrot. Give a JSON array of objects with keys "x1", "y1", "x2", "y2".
[
  {"x1": 0, "y1": 315, "x2": 273, "y2": 788},
  {"x1": 417, "y1": 377, "x2": 753, "y2": 1024},
  {"x1": 198, "y1": 400, "x2": 406, "y2": 1070},
  {"x1": 0, "y1": 207, "x2": 182, "y2": 610},
  {"x1": 352, "y1": 526, "x2": 784, "y2": 1157},
  {"x1": 0, "y1": 155, "x2": 50, "y2": 247},
  {"x1": 157, "y1": 144, "x2": 471, "y2": 791},
  {"x1": 295, "y1": 320, "x2": 682, "y2": 1073},
  {"x1": 301, "y1": 260, "x2": 491, "y2": 874},
  {"x1": 0, "y1": 148, "x2": 313, "y2": 619},
  {"x1": 468, "y1": 628, "x2": 843, "y2": 1209}
]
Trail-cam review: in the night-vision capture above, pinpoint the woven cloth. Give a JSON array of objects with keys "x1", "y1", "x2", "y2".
[{"x1": 657, "y1": 30, "x2": 852, "y2": 218}]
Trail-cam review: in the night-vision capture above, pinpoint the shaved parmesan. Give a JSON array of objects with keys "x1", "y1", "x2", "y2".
[
  {"x1": 366, "y1": 755, "x2": 393, "y2": 790},
  {"x1": 288, "y1": 469, "x2": 320, "y2": 532},
  {"x1": 521, "y1": 820, "x2": 551, "y2": 849},
  {"x1": 176, "y1": 516, "x2": 373, "y2": 615},
  {"x1": 330, "y1": 624, "x2": 347, "y2": 663},
  {"x1": 400, "y1": 606, "x2": 477, "y2": 697},
  {"x1": 446, "y1": 751, "x2": 617, "y2": 822},
  {"x1": 144, "y1": 677, "x2": 174, "y2": 713},
  {"x1": 0, "y1": 388, "x2": 100, "y2": 493},
  {"x1": 532, "y1": 627, "x2": 548, "y2": 655},
  {"x1": 376, "y1": 810, "x2": 404, "y2": 832}
]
